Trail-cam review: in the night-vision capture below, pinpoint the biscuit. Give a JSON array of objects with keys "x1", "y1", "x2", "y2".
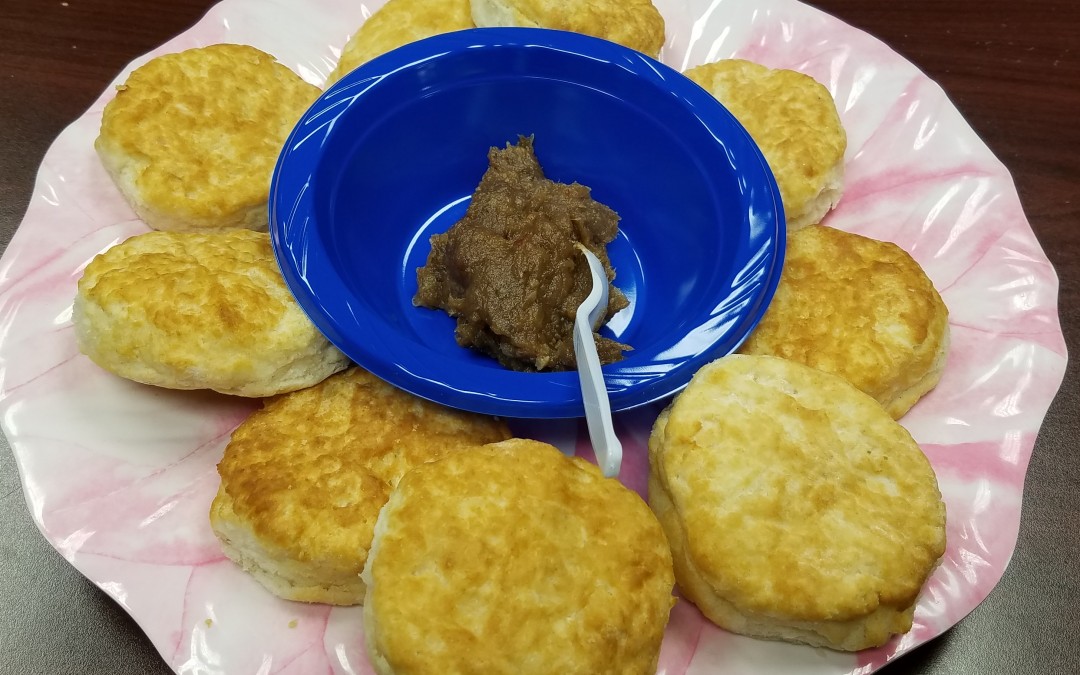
[
  {"x1": 684, "y1": 59, "x2": 847, "y2": 231},
  {"x1": 648, "y1": 355, "x2": 946, "y2": 651},
  {"x1": 362, "y1": 438, "x2": 675, "y2": 674},
  {"x1": 738, "y1": 225, "x2": 949, "y2": 419},
  {"x1": 210, "y1": 367, "x2": 511, "y2": 605},
  {"x1": 73, "y1": 230, "x2": 349, "y2": 397},
  {"x1": 470, "y1": 0, "x2": 665, "y2": 58},
  {"x1": 96, "y1": 44, "x2": 318, "y2": 232},
  {"x1": 326, "y1": 0, "x2": 475, "y2": 85}
]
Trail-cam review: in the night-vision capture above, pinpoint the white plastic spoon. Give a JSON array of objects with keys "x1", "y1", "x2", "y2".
[{"x1": 573, "y1": 244, "x2": 623, "y2": 478}]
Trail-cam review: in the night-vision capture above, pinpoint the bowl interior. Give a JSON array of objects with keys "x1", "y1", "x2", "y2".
[{"x1": 271, "y1": 28, "x2": 784, "y2": 418}]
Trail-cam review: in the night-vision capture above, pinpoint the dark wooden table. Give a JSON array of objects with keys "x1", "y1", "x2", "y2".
[{"x1": 1, "y1": 1, "x2": 1076, "y2": 673}]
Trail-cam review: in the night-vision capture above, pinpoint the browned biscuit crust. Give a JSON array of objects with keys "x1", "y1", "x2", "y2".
[
  {"x1": 470, "y1": 0, "x2": 665, "y2": 58},
  {"x1": 210, "y1": 367, "x2": 511, "y2": 605},
  {"x1": 684, "y1": 59, "x2": 846, "y2": 230},
  {"x1": 96, "y1": 44, "x2": 318, "y2": 232},
  {"x1": 738, "y1": 225, "x2": 949, "y2": 418},
  {"x1": 363, "y1": 438, "x2": 675, "y2": 674},
  {"x1": 73, "y1": 230, "x2": 349, "y2": 397},
  {"x1": 326, "y1": 0, "x2": 474, "y2": 85}
]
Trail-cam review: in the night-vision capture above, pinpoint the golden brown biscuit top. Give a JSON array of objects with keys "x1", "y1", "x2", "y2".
[
  {"x1": 650, "y1": 355, "x2": 945, "y2": 622},
  {"x1": 473, "y1": 0, "x2": 665, "y2": 58},
  {"x1": 738, "y1": 225, "x2": 949, "y2": 417},
  {"x1": 366, "y1": 438, "x2": 675, "y2": 674},
  {"x1": 97, "y1": 44, "x2": 318, "y2": 223},
  {"x1": 684, "y1": 59, "x2": 846, "y2": 225},
  {"x1": 217, "y1": 368, "x2": 510, "y2": 569},
  {"x1": 326, "y1": 0, "x2": 474, "y2": 84},
  {"x1": 78, "y1": 230, "x2": 303, "y2": 368}
]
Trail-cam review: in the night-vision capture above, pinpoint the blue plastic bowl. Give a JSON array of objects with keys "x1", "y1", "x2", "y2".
[{"x1": 270, "y1": 27, "x2": 785, "y2": 418}]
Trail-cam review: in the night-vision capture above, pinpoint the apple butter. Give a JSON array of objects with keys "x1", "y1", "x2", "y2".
[{"x1": 414, "y1": 136, "x2": 629, "y2": 372}]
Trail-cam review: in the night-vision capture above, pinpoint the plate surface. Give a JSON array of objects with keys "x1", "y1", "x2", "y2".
[{"x1": 0, "y1": 0, "x2": 1067, "y2": 673}]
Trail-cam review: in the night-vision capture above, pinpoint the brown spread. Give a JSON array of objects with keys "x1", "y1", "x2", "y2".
[{"x1": 414, "y1": 136, "x2": 630, "y2": 372}]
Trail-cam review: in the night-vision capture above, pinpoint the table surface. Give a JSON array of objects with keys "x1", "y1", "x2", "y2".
[{"x1": 1, "y1": 1, "x2": 1077, "y2": 673}]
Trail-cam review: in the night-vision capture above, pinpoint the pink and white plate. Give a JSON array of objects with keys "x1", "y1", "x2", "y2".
[{"x1": 0, "y1": 0, "x2": 1067, "y2": 672}]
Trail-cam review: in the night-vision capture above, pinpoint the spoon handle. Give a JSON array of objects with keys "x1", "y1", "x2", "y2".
[{"x1": 574, "y1": 309, "x2": 623, "y2": 478}]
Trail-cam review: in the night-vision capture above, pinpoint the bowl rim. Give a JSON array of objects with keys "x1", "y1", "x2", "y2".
[{"x1": 270, "y1": 26, "x2": 786, "y2": 418}]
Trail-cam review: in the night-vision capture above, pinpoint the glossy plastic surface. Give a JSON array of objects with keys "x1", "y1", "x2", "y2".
[
  {"x1": 270, "y1": 27, "x2": 785, "y2": 418},
  {"x1": 0, "y1": 0, "x2": 1067, "y2": 673}
]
